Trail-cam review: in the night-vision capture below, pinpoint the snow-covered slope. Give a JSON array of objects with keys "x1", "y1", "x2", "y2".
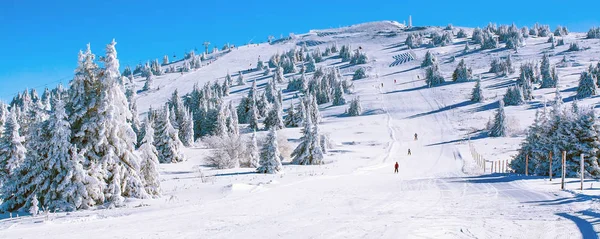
[{"x1": 3, "y1": 21, "x2": 600, "y2": 238}]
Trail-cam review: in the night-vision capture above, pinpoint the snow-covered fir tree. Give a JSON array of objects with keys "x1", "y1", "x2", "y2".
[
  {"x1": 352, "y1": 68, "x2": 367, "y2": 80},
  {"x1": 143, "y1": 70, "x2": 154, "y2": 91},
  {"x1": 471, "y1": 77, "x2": 483, "y2": 102},
  {"x1": 151, "y1": 59, "x2": 162, "y2": 76},
  {"x1": 256, "y1": 128, "x2": 283, "y2": 174},
  {"x1": 0, "y1": 108, "x2": 26, "y2": 184},
  {"x1": 154, "y1": 105, "x2": 186, "y2": 164},
  {"x1": 138, "y1": 120, "x2": 161, "y2": 197},
  {"x1": 425, "y1": 63, "x2": 445, "y2": 87},
  {"x1": 264, "y1": 99, "x2": 284, "y2": 130},
  {"x1": 236, "y1": 72, "x2": 245, "y2": 86},
  {"x1": 332, "y1": 82, "x2": 346, "y2": 106},
  {"x1": 503, "y1": 85, "x2": 525, "y2": 106},
  {"x1": 274, "y1": 65, "x2": 286, "y2": 83},
  {"x1": 421, "y1": 51, "x2": 436, "y2": 67},
  {"x1": 291, "y1": 108, "x2": 324, "y2": 165},
  {"x1": 540, "y1": 54, "x2": 556, "y2": 88},
  {"x1": 246, "y1": 131, "x2": 260, "y2": 168},
  {"x1": 576, "y1": 71, "x2": 597, "y2": 98},
  {"x1": 489, "y1": 100, "x2": 508, "y2": 137},
  {"x1": 163, "y1": 55, "x2": 169, "y2": 65},
  {"x1": 346, "y1": 97, "x2": 363, "y2": 116},
  {"x1": 227, "y1": 102, "x2": 239, "y2": 135},
  {"x1": 452, "y1": 59, "x2": 472, "y2": 82}
]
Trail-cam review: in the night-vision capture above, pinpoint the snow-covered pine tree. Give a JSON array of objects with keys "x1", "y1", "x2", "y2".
[
  {"x1": 576, "y1": 71, "x2": 597, "y2": 98},
  {"x1": 551, "y1": 66, "x2": 559, "y2": 87},
  {"x1": 456, "y1": 29, "x2": 467, "y2": 38},
  {"x1": 222, "y1": 79, "x2": 230, "y2": 96},
  {"x1": 154, "y1": 105, "x2": 186, "y2": 163},
  {"x1": 256, "y1": 58, "x2": 264, "y2": 71},
  {"x1": 225, "y1": 71, "x2": 233, "y2": 86},
  {"x1": 308, "y1": 95, "x2": 322, "y2": 123},
  {"x1": 452, "y1": 59, "x2": 472, "y2": 82},
  {"x1": 421, "y1": 51, "x2": 436, "y2": 67},
  {"x1": 352, "y1": 68, "x2": 367, "y2": 80},
  {"x1": 257, "y1": 128, "x2": 283, "y2": 174},
  {"x1": 264, "y1": 99, "x2": 284, "y2": 130},
  {"x1": 481, "y1": 30, "x2": 498, "y2": 49},
  {"x1": 143, "y1": 70, "x2": 154, "y2": 91},
  {"x1": 228, "y1": 102, "x2": 239, "y2": 135},
  {"x1": 274, "y1": 65, "x2": 286, "y2": 83},
  {"x1": 471, "y1": 77, "x2": 483, "y2": 102},
  {"x1": 346, "y1": 97, "x2": 363, "y2": 116},
  {"x1": 163, "y1": 55, "x2": 169, "y2": 65},
  {"x1": 284, "y1": 99, "x2": 298, "y2": 128},
  {"x1": 425, "y1": 63, "x2": 445, "y2": 87},
  {"x1": 489, "y1": 100, "x2": 508, "y2": 137},
  {"x1": 540, "y1": 54, "x2": 555, "y2": 88},
  {"x1": 138, "y1": 120, "x2": 161, "y2": 197},
  {"x1": 179, "y1": 109, "x2": 195, "y2": 146},
  {"x1": 248, "y1": 96, "x2": 260, "y2": 131},
  {"x1": 246, "y1": 131, "x2": 260, "y2": 168},
  {"x1": 151, "y1": 59, "x2": 162, "y2": 76},
  {"x1": 503, "y1": 85, "x2": 525, "y2": 106},
  {"x1": 291, "y1": 107, "x2": 324, "y2": 165},
  {"x1": 0, "y1": 102, "x2": 8, "y2": 138},
  {"x1": 236, "y1": 72, "x2": 245, "y2": 86},
  {"x1": 332, "y1": 82, "x2": 346, "y2": 106},
  {"x1": 213, "y1": 103, "x2": 228, "y2": 137},
  {"x1": 0, "y1": 108, "x2": 26, "y2": 184},
  {"x1": 181, "y1": 60, "x2": 190, "y2": 72},
  {"x1": 126, "y1": 89, "x2": 142, "y2": 147}
]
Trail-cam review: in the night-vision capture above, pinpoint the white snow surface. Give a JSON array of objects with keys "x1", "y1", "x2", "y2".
[{"x1": 3, "y1": 21, "x2": 600, "y2": 238}]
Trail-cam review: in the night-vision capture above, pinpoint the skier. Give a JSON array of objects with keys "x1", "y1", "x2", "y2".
[
  {"x1": 394, "y1": 162, "x2": 399, "y2": 173},
  {"x1": 394, "y1": 79, "x2": 397, "y2": 84},
  {"x1": 408, "y1": 149, "x2": 411, "y2": 155},
  {"x1": 414, "y1": 133, "x2": 418, "y2": 140},
  {"x1": 381, "y1": 83, "x2": 384, "y2": 87}
]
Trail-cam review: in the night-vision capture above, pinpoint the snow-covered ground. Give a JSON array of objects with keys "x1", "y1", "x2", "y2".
[{"x1": 3, "y1": 21, "x2": 600, "y2": 238}]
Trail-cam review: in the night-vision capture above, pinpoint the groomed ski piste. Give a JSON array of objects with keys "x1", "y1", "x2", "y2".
[{"x1": 3, "y1": 20, "x2": 600, "y2": 238}]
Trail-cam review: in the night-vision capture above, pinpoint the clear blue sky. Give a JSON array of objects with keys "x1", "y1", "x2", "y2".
[{"x1": 1, "y1": 0, "x2": 599, "y2": 101}]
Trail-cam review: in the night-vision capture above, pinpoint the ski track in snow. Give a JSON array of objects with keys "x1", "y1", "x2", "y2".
[{"x1": 3, "y1": 22, "x2": 600, "y2": 238}]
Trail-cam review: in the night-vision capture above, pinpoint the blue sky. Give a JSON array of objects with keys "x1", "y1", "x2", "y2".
[{"x1": 1, "y1": 0, "x2": 599, "y2": 101}]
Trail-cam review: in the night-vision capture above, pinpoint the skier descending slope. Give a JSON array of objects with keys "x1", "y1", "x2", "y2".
[{"x1": 394, "y1": 162, "x2": 399, "y2": 173}]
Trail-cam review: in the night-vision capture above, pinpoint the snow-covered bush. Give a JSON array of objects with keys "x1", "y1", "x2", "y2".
[
  {"x1": 456, "y1": 29, "x2": 467, "y2": 38},
  {"x1": 204, "y1": 134, "x2": 246, "y2": 169},
  {"x1": 568, "y1": 42, "x2": 581, "y2": 52}
]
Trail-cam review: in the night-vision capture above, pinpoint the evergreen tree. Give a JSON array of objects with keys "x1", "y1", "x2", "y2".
[
  {"x1": 138, "y1": 120, "x2": 161, "y2": 197},
  {"x1": 346, "y1": 97, "x2": 363, "y2": 116},
  {"x1": 503, "y1": 85, "x2": 525, "y2": 106},
  {"x1": 352, "y1": 68, "x2": 367, "y2": 80},
  {"x1": 163, "y1": 55, "x2": 169, "y2": 65},
  {"x1": 154, "y1": 105, "x2": 186, "y2": 164},
  {"x1": 225, "y1": 71, "x2": 233, "y2": 86},
  {"x1": 332, "y1": 82, "x2": 346, "y2": 106},
  {"x1": 0, "y1": 109, "x2": 26, "y2": 184},
  {"x1": 264, "y1": 99, "x2": 284, "y2": 130},
  {"x1": 471, "y1": 77, "x2": 483, "y2": 102},
  {"x1": 248, "y1": 96, "x2": 259, "y2": 131},
  {"x1": 29, "y1": 196, "x2": 39, "y2": 216},
  {"x1": 421, "y1": 51, "x2": 436, "y2": 67},
  {"x1": 291, "y1": 109, "x2": 324, "y2": 165},
  {"x1": 489, "y1": 100, "x2": 508, "y2": 137},
  {"x1": 540, "y1": 54, "x2": 555, "y2": 88},
  {"x1": 257, "y1": 128, "x2": 283, "y2": 174},
  {"x1": 227, "y1": 102, "x2": 239, "y2": 135},
  {"x1": 179, "y1": 109, "x2": 195, "y2": 146},
  {"x1": 247, "y1": 131, "x2": 260, "y2": 168},
  {"x1": 213, "y1": 103, "x2": 228, "y2": 137},
  {"x1": 274, "y1": 65, "x2": 286, "y2": 83},
  {"x1": 236, "y1": 72, "x2": 245, "y2": 86},
  {"x1": 425, "y1": 64, "x2": 445, "y2": 87},
  {"x1": 143, "y1": 71, "x2": 153, "y2": 91},
  {"x1": 452, "y1": 59, "x2": 472, "y2": 82},
  {"x1": 576, "y1": 71, "x2": 597, "y2": 98}
]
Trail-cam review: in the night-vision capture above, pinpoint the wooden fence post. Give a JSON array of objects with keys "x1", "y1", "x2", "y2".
[
  {"x1": 549, "y1": 151, "x2": 553, "y2": 181},
  {"x1": 561, "y1": 151, "x2": 566, "y2": 190},
  {"x1": 581, "y1": 154, "x2": 585, "y2": 191},
  {"x1": 525, "y1": 155, "x2": 529, "y2": 176}
]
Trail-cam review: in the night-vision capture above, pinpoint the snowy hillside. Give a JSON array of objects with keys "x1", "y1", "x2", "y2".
[{"x1": 3, "y1": 21, "x2": 600, "y2": 238}]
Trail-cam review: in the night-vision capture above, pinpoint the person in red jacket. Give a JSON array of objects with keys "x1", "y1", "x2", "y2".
[{"x1": 394, "y1": 162, "x2": 399, "y2": 173}]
